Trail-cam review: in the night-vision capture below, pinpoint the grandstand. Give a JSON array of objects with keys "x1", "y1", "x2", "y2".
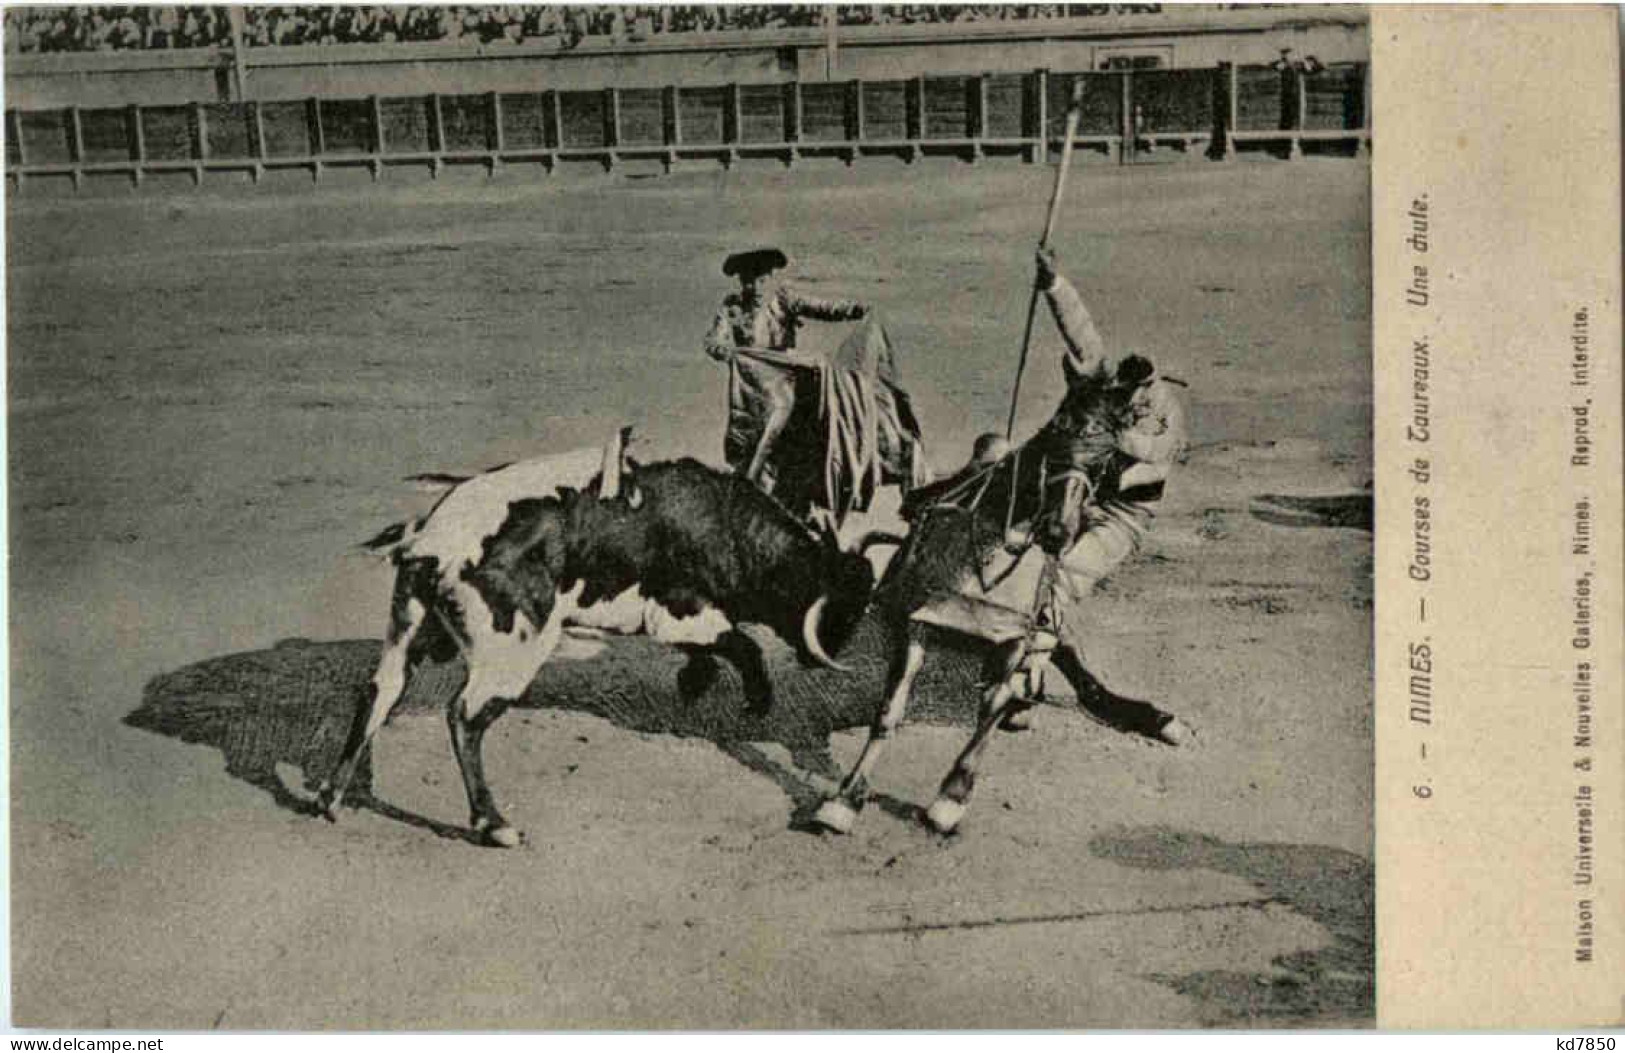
[{"x1": 8, "y1": 6, "x2": 1184, "y2": 52}]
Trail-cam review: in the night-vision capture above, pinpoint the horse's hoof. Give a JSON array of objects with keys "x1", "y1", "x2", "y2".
[
  {"x1": 1155, "y1": 717, "x2": 1194, "y2": 748},
  {"x1": 482, "y1": 825, "x2": 523, "y2": 848},
  {"x1": 999, "y1": 704, "x2": 1037, "y2": 733},
  {"x1": 924, "y1": 797, "x2": 966, "y2": 835},
  {"x1": 315, "y1": 787, "x2": 341, "y2": 822},
  {"x1": 812, "y1": 798, "x2": 859, "y2": 835}
]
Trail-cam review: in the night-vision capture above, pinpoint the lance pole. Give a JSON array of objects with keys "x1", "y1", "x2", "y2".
[{"x1": 1005, "y1": 77, "x2": 1086, "y2": 439}]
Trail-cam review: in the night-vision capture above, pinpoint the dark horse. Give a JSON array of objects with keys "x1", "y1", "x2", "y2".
[{"x1": 808, "y1": 358, "x2": 1150, "y2": 835}]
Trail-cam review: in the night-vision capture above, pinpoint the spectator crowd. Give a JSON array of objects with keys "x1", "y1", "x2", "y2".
[{"x1": 6, "y1": 4, "x2": 1168, "y2": 53}]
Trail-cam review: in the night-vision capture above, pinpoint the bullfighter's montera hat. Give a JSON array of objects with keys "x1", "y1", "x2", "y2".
[{"x1": 722, "y1": 247, "x2": 789, "y2": 278}]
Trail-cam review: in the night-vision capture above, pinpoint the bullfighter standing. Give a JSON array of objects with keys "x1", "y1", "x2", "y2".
[
  {"x1": 704, "y1": 247, "x2": 869, "y2": 489},
  {"x1": 1005, "y1": 246, "x2": 1194, "y2": 746}
]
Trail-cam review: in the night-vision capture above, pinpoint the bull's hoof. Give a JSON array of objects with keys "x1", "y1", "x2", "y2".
[
  {"x1": 478, "y1": 824, "x2": 523, "y2": 848},
  {"x1": 315, "y1": 786, "x2": 342, "y2": 822},
  {"x1": 924, "y1": 797, "x2": 967, "y2": 835},
  {"x1": 812, "y1": 797, "x2": 859, "y2": 835}
]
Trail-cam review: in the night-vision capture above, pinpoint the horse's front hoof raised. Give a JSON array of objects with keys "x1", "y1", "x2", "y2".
[{"x1": 812, "y1": 797, "x2": 859, "y2": 835}]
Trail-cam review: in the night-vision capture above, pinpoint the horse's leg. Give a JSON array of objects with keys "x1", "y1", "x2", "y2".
[
  {"x1": 812, "y1": 628, "x2": 926, "y2": 834},
  {"x1": 925, "y1": 639, "x2": 1028, "y2": 834},
  {"x1": 1051, "y1": 643, "x2": 1191, "y2": 746}
]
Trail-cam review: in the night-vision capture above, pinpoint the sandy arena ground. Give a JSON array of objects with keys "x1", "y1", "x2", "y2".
[{"x1": 7, "y1": 157, "x2": 1371, "y2": 1029}]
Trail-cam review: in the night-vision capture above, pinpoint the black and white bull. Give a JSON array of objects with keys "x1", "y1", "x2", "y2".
[{"x1": 318, "y1": 437, "x2": 878, "y2": 847}]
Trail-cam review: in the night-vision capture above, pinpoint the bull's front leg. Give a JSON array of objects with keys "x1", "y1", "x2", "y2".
[
  {"x1": 443, "y1": 585, "x2": 565, "y2": 848},
  {"x1": 812, "y1": 628, "x2": 926, "y2": 835},
  {"x1": 676, "y1": 629, "x2": 773, "y2": 715}
]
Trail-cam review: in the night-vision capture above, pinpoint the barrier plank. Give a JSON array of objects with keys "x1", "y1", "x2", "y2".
[
  {"x1": 736, "y1": 84, "x2": 782, "y2": 144},
  {"x1": 258, "y1": 100, "x2": 310, "y2": 157},
  {"x1": 17, "y1": 110, "x2": 71, "y2": 164},
  {"x1": 558, "y1": 90, "x2": 606, "y2": 149},
  {"x1": 861, "y1": 80, "x2": 907, "y2": 140},
  {"x1": 1046, "y1": 71, "x2": 1119, "y2": 137},
  {"x1": 203, "y1": 103, "x2": 254, "y2": 159},
  {"x1": 317, "y1": 98, "x2": 373, "y2": 154},
  {"x1": 79, "y1": 107, "x2": 133, "y2": 162},
  {"x1": 140, "y1": 105, "x2": 195, "y2": 161},
  {"x1": 5, "y1": 113, "x2": 23, "y2": 167},
  {"x1": 498, "y1": 91, "x2": 549, "y2": 150},
  {"x1": 1235, "y1": 65, "x2": 1285, "y2": 131},
  {"x1": 924, "y1": 75, "x2": 971, "y2": 138},
  {"x1": 983, "y1": 73, "x2": 1026, "y2": 138},
  {"x1": 379, "y1": 96, "x2": 430, "y2": 153},
  {"x1": 438, "y1": 93, "x2": 491, "y2": 151},
  {"x1": 799, "y1": 82, "x2": 845, "y2": 142},
  {"x1": 678, "y1": 86, "x2": 727, "y2": 146},
  {"x1": 1304, "y1": 62, "x2": 1364, "y2": 130},
  {"x1": 1132, "y1": 69, "x2": 1214, "y2": 133},
  {"x1": 617, "y1": 87, "x2": 663, "y2": 146}
]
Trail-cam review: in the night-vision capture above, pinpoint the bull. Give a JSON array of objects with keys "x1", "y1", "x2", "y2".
[{"x1": 318, "y1": 431, "x2": 879, "y2": 847}]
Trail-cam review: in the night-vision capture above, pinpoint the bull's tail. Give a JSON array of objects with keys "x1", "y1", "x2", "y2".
[
  {"x1": 359, "y1": 518, "x2": 428, "y2": 559},
  {"x1": 361, "y1": 521, "x2": 409, "y2": 551},
  {"x1": 404, "y1": 472, "x2": 473, "y2": 490}
]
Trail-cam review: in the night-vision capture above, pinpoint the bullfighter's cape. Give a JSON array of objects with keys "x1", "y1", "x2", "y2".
[{"x1": 736, "y1": 319, "x2": 931, "y2": 524}]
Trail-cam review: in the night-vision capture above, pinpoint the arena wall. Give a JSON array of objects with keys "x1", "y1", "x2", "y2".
[
  {"x1": 5, "y1": 6, "x2": 1367, "y2": 107},
  {"x1": 4, "y1": 6, "x2": 1368, "y2": 193}
]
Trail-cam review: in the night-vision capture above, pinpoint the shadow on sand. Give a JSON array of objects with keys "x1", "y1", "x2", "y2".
[
  {"x1": 1090, "y1": 826, "x2": 1374, "y2": 1026},
  {"x1": 1249, "y1": 492, "x2": 1373, "y2": 532},
  {"x1": 125, "y1": 619, "x2": 993, "y2": 839}
]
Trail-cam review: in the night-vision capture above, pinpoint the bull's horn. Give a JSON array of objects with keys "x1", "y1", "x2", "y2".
[
  {"x1": 802, "y1": 595, "x2": 853, "y2": 673},
  {"x1": 599, "y1": 426, "x2": 631, "y2": 500},
  {"x1": 854, "y1": 530, "x2": 907, "y2": 553}
]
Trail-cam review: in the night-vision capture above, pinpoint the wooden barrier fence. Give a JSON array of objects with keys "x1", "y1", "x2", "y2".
[{"x1": 4, "y1": 62, "x2": 1368, "y2": 190}]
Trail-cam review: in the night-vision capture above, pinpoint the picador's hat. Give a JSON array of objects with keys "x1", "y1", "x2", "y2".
[{"x1": 723, "y1": 246, "x2": 789, "y2": 278}]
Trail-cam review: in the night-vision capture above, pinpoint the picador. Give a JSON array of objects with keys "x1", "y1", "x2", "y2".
[{"x1": 812, "y1": 246, "x2": 1194, "y2": 836}]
